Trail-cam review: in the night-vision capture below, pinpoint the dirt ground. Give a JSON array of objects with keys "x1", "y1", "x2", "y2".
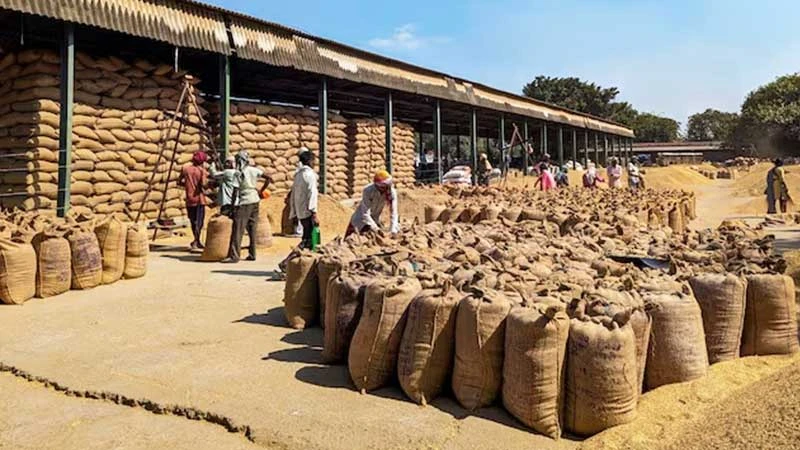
[{"x1": 2, "y1": 166, "x2": 800, "y2": 450}]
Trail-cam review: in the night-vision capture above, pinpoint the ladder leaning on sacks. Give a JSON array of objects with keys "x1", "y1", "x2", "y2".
[{"x1": 132, "y1": 75, "x2": 215, "y2": 240}]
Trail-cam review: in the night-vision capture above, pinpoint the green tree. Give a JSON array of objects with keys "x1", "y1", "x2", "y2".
[
  {"x1": 522, "y1": 76, "x2": 620, "y2": 118},
  {"x1": 687, "y1": 109, "x2": 739, "y2": 141},
  {"x1": 733, "y1": 74, "x2": 800, "y2": 153},
  {"x1": 630, "y1": 113, "x2": 680, "y2": 142}
]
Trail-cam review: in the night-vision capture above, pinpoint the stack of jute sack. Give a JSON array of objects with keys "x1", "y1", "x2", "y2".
[
  {"x1": 209, "y1": 102, "x2": 351, "y2": 200},
  {"x1": 280, "y1": 188, "x2": 798, "y2": 440},
  {"x1": 0, "y1": 48, "x2": 208, "y2": 219},
  {"x1": 0, "y1": 209, "x2": 148, "y2": 305},
  {"x1": 347, "y1": 118, "x2": 416, "y2": 195}
]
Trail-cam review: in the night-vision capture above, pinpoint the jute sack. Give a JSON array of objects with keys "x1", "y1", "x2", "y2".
[
  {"x1": 200, "y1": 215, "x2": 232, "y2": 262},
  {"x1": 0, "y1": 236, "x2": 37, "y2": 304},
  {"x1": 255, "y1": 202, "x2": 273, "y2": 249},
  {"x1": 644, "y1": 292, "x2": 709, "y2": 389},
  {"x1": 283, "y1": 250, "x2": 320, "y2": 329},
  {"x1": 94, "y1": 216, "x2": 127, "y2": 284},
  {"x1": 317, "y1": 252, "x2": 354, "y2": 328},
  {"x1": 564, "y1": 315, "x2": 638, "y2": 436},
  {"x1": 67, "y1": 227, "x2": 103, "y2": 290},
  {"x1": 451, "y1": 288, "x2": 513, "y2": 411},
  {"x1": 688, "y1": 274, "x2": 746, "y2": 363},
  {"x1": 502, "y1": 304, "x2": 569, "y2": 439},
  {"x1": 424, "y1": 205, "x2": 446, "y2": 224},
  {"x1": 322, "y1": 270, "x2": 368, "y2": 363},
  {"x1": 742, "y1": 274, "x2": 799, "y2": 356},
  {"x1": 32, "y1": 230, "x2": 71, "y2": 298},
  {"x1": 398, "y1": 282, "x2": 460, "y2": 405},
  {"x1": 349, "y1": 276, "x2": 422, "y2": 393},
  {"x1": 123, "y1": 223, "x2": 148, "y2": 279}
]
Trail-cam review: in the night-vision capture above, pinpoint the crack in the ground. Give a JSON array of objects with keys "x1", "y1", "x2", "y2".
[{"x1": 0, "y1": 362, "x2": 256, "y2": 444}]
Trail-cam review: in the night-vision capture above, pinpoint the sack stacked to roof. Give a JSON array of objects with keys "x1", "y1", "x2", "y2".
[
  {"x1": 210, "y1": 102, "x2": 351, "y2": 200},
  {"x1": 0, "y1": 48, "x2": 208, "y2": 219},
  {"x1": 347, "y1": 118, "x2": 416, "y2": 195}
]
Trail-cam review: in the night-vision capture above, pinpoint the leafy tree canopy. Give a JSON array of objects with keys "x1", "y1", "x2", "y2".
[{"x1": 687, "y1": 109, "x2": 739, "y2": 142}]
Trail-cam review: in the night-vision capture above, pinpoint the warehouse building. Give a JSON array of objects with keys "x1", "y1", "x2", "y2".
[{"x1": 0, "y1": 0, "x2": 634, "y2": 218}]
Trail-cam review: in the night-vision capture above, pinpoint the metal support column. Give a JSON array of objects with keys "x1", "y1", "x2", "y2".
[
  {"x1": 317, "y1": 77, "x2": 328, "y2": 194},
  {"x1": 593, "y1": 133, "x2": 599, "y2": 167},
  {"x1": 571, "y1": 129, "x2": 577, "y2": 169},
  {"x1": 603, "y1": 135, "x2": 609, "y2": 167},
  {"x1": 219, "y1": 54, "x2": 230, "y2": 161},
  {"x1": 56, "y1": 22, "x2": 75, "y2": 218},
  {"x1": 541, "y1": 123, "x2": 548, "y2": 156},
  {"x1": 499, "y1": 114, "x2": 506, "y2": 170},
  {"x1": 433, "y1": 100, "x2": 442, "y2": 184},
  {"x1": 629, "y1": 138, "x2": 634, "y2": 164},
  {"x1": 470, "y1": 109, "x2": 477, "y2": 184},
  {"x1": 385, "y1": 91, "x2": 393, "y2": 173},
  {"x1": 557, "y1": 127, "x2": 564, "y2": 167},
  {"x1": 582, "y1": 130, "x2": 589, "y2": 168},
  {"x1": 523, "y1": 122, "x2": 529, "y2": 175}
]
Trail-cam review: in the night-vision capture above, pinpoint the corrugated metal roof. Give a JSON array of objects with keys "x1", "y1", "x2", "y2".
[{"x1": 0, "y1": 0, "x2": 634, "y2": 137}]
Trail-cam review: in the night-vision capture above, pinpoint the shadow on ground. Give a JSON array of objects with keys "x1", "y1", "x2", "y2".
[
  {"x1": 234, "y1": 307, "x2": 287, "y2": 327},
  {"x1": 160, "y1": 254, "x2": 202, "y2": 263}
]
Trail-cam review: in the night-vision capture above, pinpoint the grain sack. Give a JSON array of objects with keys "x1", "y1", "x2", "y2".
[
  {"x1": 200, "y1": 215, "x2": 232, "y2": 262},
  {"x1": 67, "y1": 228, "x2": 103, "y2": 290},
  {"x1": 123, "y1": 223, "x2": 148, "y2": 279},
  {"x1": 502, "y1": 304, "x2": 569, "y2": 439},
  {"x1": 255, "y1": 202, "x2": 273, "y2": 248},
  {"x1": 424, "y1": 205, "x2": 445, "y2": 224},
  {"x1": 452, "y1": 288, "x2": 513, "y2": 411},
  {"x1": 32, "y1": 230, "x2": 71, "y2": 298},
  {"x1": 94, "y1": 216, "x2": 127, "y2": 284},
  {"x1": 283, "y1": 250, "x2": 320, "y2": 330},
  {"x1": 564, "y1": 315, "x2": 638, "y2": 436},
  {"x1": 317, "y1": 254, "x2": 352, "y2": 328},
  {"x1": 397, "y1": 282, "x2": 460, "y2": 405},
  {"x1": 0, "y1": 236, "x2": 37, "y2": 304},
  {"x1": 688, "y1": 274, "x2": 746, "y2": 363},
  {"x1": 645, "y1": 292, "x2": 709, "y2": 389},
  {"x1": 742, "y1": 274, "x2": 799, "y2": 356},
  {"x1": 322, "y1": 271, "x2": 367, "y2": 363},
  {"x1": 349, "y1": 276, "x2": 422, "y2": 393}
]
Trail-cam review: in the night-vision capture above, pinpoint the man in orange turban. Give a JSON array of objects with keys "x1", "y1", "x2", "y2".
[{"x1": 346, "y1": 169, "x2": 400, "y2": 236}]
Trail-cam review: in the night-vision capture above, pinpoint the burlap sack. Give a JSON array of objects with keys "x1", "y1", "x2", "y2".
[
  {"x1": 322, "y1": 270, "x2": 368, "y2": 363},
  {"x1": 200, "y1": 215, "x2": 232, "y2": 262},
  {"x1": 67, "y1": 228, "x2": 103, "y2": 290},
  {"x1": 689, "y1": 274, "x2": 746, "y2": 363},
  {"x1": 564, "y1": 316, "x2": 637, "y2": 436},
  {"x1": 424, "y1": 205, "x2": 445, "y2": 224},
  {"x1": 451, "y1": 288, "x2": 513, "y2": 411},
  {"x1": 0, "y1": 236, "x2": 37, "y2": 304},
  {"x1": 317, "y1": 253, "x2": 354, "y2": 328},
  {"x1": 742, "y1": 274, "x2": 799, "y2": 356},
  {"x1": 94, "y1": 216, "x2": 127, "y2": 284},
  {"x1": 123, "y1": 223, "x2": 148, "y2": 279},
  {"x1": 645, "y1": 292, "x2": 709, "y2": 389},
  {"x1": 397, "y1": 282, "x2": 460, "y2": 405},
  {"x1": 255, "y1": 201, "x2": 273, "y2": 248},
  {"x1": 348, "y1": 276, "x2": 422, "y2": 392},
  {"x1": 283, "y1": 250, "x2": 320, "y2": 329},
  {"x1": 502, "y1": 304, "x2": 569, "y2": 439},
  {"x1": 32, "y1": 230, "x2": 71, "y2": 298}
]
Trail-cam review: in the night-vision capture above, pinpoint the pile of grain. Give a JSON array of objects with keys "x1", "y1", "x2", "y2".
[{"x1": 0, "y1": 49, "x2": 208, "y2": 219}]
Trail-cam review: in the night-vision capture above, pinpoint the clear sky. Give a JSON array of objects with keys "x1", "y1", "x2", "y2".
[{"x1": 207, "y1": 0, "x2": 800, "y2": 128}]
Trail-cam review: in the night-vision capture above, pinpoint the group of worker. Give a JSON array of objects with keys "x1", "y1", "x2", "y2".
[{"x1": 179, "y1": 148, "x2": 400, "y2": 263}]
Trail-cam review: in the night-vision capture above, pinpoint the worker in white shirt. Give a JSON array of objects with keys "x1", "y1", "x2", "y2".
[
  {"x1": 289, "y1": 150, "x2": 319, "y2": 249},
  {"x1": 346, "y1": 169, "x2": 399, "y2": 236}
]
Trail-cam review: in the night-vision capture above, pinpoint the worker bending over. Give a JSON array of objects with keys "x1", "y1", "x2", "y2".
[{"x1": 347, "y1": 169, "x2": 399, "y2": 236}]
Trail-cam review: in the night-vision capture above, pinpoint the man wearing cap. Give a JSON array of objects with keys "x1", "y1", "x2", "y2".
[
  {"x1": 179, "y1": 151, "x2": 208, "y2": 250},
  {"x1": 209, "y1": 155, "x2": 239, "y2": 218},
  {"x1": 347, "y1": 169, "x2": 400, "y2": 236}
]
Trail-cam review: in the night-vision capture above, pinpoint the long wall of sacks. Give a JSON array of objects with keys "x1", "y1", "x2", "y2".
[
  {"x1": 0, "y1": 48, "x2": 420, "y2": 217},
  {"x1": 0, "y1": 49, "x2": 208, "y2": 219}
]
